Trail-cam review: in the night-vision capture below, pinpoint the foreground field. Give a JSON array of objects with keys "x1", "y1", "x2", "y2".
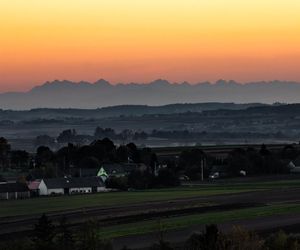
[
  {"x1": 0, "y1": 186, "x2": 249, "y2": 218},
  {"x1": 1, "y1": 177, "x2": 300, "y2": 249},
  {"x1": 100, "y1": 203, "x2": 300, "y2": 238},
  {"x1": 1, "y1": 178, "x2": 300, "y2": 218}
]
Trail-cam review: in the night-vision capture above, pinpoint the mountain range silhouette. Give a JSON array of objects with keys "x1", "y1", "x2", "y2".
[{"x1": 0, "y1": 79, "x2": 299, "y2": 109}]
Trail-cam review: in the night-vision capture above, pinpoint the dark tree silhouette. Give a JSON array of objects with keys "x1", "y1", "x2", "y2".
[
  {"x1": 57, "y1": 129, "x2": 77, "y2": 143},
  {"x1": 33, "y1": 214, "x2": 55, "y2": 250},
  {"x1": 0, "y1": 137, "x2": 10, "y2": 170},
  {"x1": 56, "y1": 216, "x2": 74, "y2": 250}
]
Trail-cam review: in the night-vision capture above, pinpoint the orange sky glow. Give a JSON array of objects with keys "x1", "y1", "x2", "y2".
[{"x1": 0, "y1": 0, "x2": 300, "y2": 92}]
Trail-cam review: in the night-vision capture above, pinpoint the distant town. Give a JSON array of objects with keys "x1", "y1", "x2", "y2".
[{"x1": 1, "y1": 103, "x2": 300, "y2": 153}]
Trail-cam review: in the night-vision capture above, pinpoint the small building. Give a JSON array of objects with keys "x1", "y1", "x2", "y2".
[
  {"x1": 97, "y1": 163, "x2": 145, "y2": 181},
  {"x1": 0, "y1": 182, "x2": 30, "y2": 200},
  {"x1": 98, "y1": 164, "x2": 126, "y2": 181},
  {"x1": 39, "y1": 177, "x2": 105, "y2": 196},
  {"x1": 69, "y1": 163, "x2": 148, "y2": 182},
  {"x1": 28, "y1": 180, "x2": 41, "y2": 197},
  {"x1": 0, "y1": 176, "x2": 6, "y2": 183},
  {"x1": 288, "y1": 160, "x2": 300, "y2": 173},
  {"x1": 209, "y1": 165, "x2": 229, "y2": 179}
]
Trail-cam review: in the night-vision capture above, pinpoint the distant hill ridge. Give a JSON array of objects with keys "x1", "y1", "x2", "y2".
[
  {"x1": 0, "y1": 103, "x2": 268, "y2": 120},
  {"x1": 0, "y1": 79, "x2": 300, "y2": 109}
]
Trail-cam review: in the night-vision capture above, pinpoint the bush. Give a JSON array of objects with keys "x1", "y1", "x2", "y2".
[
  {"x1": 184, "y1": 225, "x2": 264, "y2": 250},
  {"x1": 105, "y1": 176, "x2": 129, "y2": 191},
  {"x1": 155, "y1": 168, "x2": 180, "y2": 187},
  {"x1": 128, "y1": 170, "x2": 155, "y2": 189},
  {"x1": 264, "y1": 230, "x2": 300, "y2": 250}
]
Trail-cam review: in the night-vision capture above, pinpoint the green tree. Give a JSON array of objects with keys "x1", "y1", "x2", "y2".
[
  {"x1": 10, "y1": 150, "x2": 30, "y2": 169},
  {"x1": 226, "y1": 226, "x2": 263, "y2": 250},
  {"x1": 57, "y1": 129, "x2": 77, "y2": 143},
  {"x1": 33, "y1": 214, "x2": 55, "y2": 250},
  {"x1": 35, "y1": 146, "x2": 54, "y2": 167},
  {"x1": 0, "y1": 137, "x2": 10, "y2": 170},
  {"x1": 151, "y1": 220, "x2": 173, "y2": 250},
  {"x1": 105, "y1": 176, "x2": 128, "y2": 191},
  {"x1": 77, "y1": 220, "x2": 112, "y2": 250},
  {"x1": 56, "y1": 216, "x2": 74, "y2": 250},
  {"x1": 264, "y1": 230, "x2": 300, "y2": 250},
  {"x1": 155, "y1": 168, "x2": 180, "y2": 187}
]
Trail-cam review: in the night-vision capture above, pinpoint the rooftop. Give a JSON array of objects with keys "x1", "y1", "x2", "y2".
[{"x1": 42, "y1": 177, "x2": 104, "y2": 189}]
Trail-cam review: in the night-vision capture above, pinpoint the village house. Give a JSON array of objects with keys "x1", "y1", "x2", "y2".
[
  {"x1": 70, "y1": 163, "x2": 148, "y2": 181},
  {"x1": 98, "y1": 163, "x2": 148, "y2": 181},
  {"x1": 0, "y1": 182, "x2": 30, "y2": 200},
  {"x1": 38, "y1": 176, "x2": 105, "y2": 196},
  {"x1": 27, "y1": 180, "x2": 41, "y2": 197},
  {"x1": 288, "y1": 157, "x2": 300, "y2": 173}
]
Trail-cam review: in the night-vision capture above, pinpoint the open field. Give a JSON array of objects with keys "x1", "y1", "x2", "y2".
[
  {"x1": 1, "y1": 178, "x2": 300, "y2": 218},
  {"x1": 1, "y1": 177, "x2": 300, "y2": 249},
  {"x1": 100, "y1": 203, "x2": 300, "y2": 238},
  {"x1": 0, "y1": 186, "x2": 249, "y2": 218}
]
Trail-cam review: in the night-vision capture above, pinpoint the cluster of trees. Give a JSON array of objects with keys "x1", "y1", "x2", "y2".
[
  {"x1": 0, "y1": 214, "x2": 112, "y2": 250},
  {"x1": 225, "y1": 145, "x2": 294, "y2": 176},
  {"x1": 0, "y1": 137, "x2": 31, "y2": 171},
  {"x1": 165, "y1": 145, "x2": 298, "y2": 181},
  {"x1": 35, "y1": 127, "x2": 289, "y2": 148},
  {"x1": 31, "y1": 139, "x2": 159, "y2": 180},
  {"x1": 102, "y1": 144, "x2": 297, "y2": 187},
  {"x1": 1, "y1": 136, "x2": 159, "y2": 181},
  {"x1": 106, "y1": 167, "x2": 180, "y2": 190},
  {"x1": 181, "y1": 224, "x2": 300, "y2": 250},
  {"x1": 1, "y1": 219, "x2": 300, "y2": 250},
  {"x1": 94, "y1": 127, "x2": 147, "y2": 141},
  {"x1": 35, "y1": 128, "x2": 148, "y2": 147},
  {"x1": 3, "y1": 132, "x2": 300, "y2": 184},
  {"x1": 177, "y1": 148, "x2": 208, "y2": 180}
]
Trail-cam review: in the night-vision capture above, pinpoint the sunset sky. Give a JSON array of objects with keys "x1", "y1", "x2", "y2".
[{"x1": 0, "y1": 0, "x2": 300, "y2": 92}]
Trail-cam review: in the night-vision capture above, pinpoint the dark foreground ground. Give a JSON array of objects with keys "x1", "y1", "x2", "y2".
[
  {"x1": 1, "y1": 176, "x2": 300, "y2": 249},
  {"x1": 113, "y1": 214, "x2": 300, "y2": 249}
]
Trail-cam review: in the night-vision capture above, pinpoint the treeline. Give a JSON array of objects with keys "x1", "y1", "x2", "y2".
[
  {"x1": 176, "y1": 144, "x2": 295, "y2": 180},
  {"x1": 1, "y1": 136, "x2": 180, "y2": 189},
  {"x1": 35, "y1": 127, "x2": 289, "y2": 147},
  {"x1": 1, "y1": 135, "x2": 299, "y2": 187},
  {"x1": 224, "y1": 145, "x2": 293, "y2": 176},
  {"x1": 0, "y1": 214, "x2": 112, "y2": 250},
  {"x1": 1, "y1": 216, "x2": 300, "y2": 250},
  {"x1": 106, "y1": 167, "x2": 180, "y2": 190},
  {"x1": 1, "y1": 137, "x2": 156, "y2": 176}
]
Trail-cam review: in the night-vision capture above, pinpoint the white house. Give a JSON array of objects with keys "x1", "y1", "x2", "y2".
[
  {"x1": 39, "y1": 177, "x2": 106, "y2": 196},
  {"x1": 97, "y1": 163, "x2": 147, "y2": 181},
  {"x1": 288, "y1": 161, "x2": 300, "y2": 173}
]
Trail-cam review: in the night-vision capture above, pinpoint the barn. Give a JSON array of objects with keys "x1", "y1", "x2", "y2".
[
  {"x1": 0, "y1": 182, "x2": 30, "y2": 200},
  {"x1": 38, "y1": 177, "x2": 105, "y2": 196}
]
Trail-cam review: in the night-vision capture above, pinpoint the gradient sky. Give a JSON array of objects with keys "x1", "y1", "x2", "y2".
[{"x1": 0, "y1": 0, "x2": 300, "y2": 92}]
